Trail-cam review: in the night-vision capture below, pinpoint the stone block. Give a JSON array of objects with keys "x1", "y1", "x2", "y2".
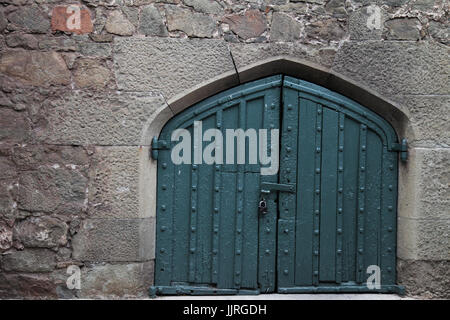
[
  {"x1": 7, "y1": 5, "x2": 50, "y2": 34},
  {"x1": 0, "y1": 51, "x2": 71, "y2": 87},
  {"x1": 79, "y1": 261, "x2": 154, "y2": 298},
  {"x1": 384, "y1": 18, "x2": 422, "y2": 40},
  {"x1": 12, "y1": 145, "x2": 90, "y2": 172},
  {"x1": 0, "y1": 249, "x2": 56, "y2": 272},
  {"x1": 165, "y1": 5, "x2": 216, "y2": 38},
  {"x1": 14, "y1": 216, "x2": 69, "y2": 249},
  {"x1": 230, "y1": 42, "x2": 337, "y2": 70},
  {"x1": 222, "y1": 9, "x2": 267, "y2": 40},
  {"x1": 0, "y1": 220, "x2": 13, "y2": 251},
  {"x1": 73, "y1": 58, "x2": 112, "y2": 89},
  {"x1": 349, "y1": 6, "x2": 385, "y2": 40},
  {"x1": 270, "y1": 12, "x2": 301, "y2": 42},
  {"x1": 0, "y1": 179, "x2": 18, "y2": 223},
  {"x1": 415, "y1": 218, "x2": 450, "y2": 260},
  {"x1": 183, "y1": 0, "x2": 224, "y2": 14},
  {"x1": 305, "y1": 18, "x2": 346, "y2": 42},
  {"x1": 393, "y1": 95, "x2": 450, "y2": 148},
  {"x1": 0, "y1": 273, "x2": 59, "y2": 299},
  {"x1": 113, "y1": 37, "x2": 236, "y2": 100},
  {"x1": 38, "y1": 91, "x2": 166, "y2": 145},
  {"x1": 5, "y1": 32, "x2": 38, "y2": 49},
  {"x1": 88, "y1": 146, "x2": 144, "y2": 219},
  {"x1": 72, "y1": 218, "x2": 155, "y2": 262},
  {"x1": 332, "y1": 41, "x2": 449, "y2": 97},
  {"x1": 105, "y1": 10, "x2": 135, "y2": 36},
  {"x1": 428, "y1": 20, "x2": 449, "y2": 45},
  {"x1": 18, "y1": 167, "x2": 88, "y2": 214},
  {"x1": 139, "y1": 5, "x2": 168, "y2": 36},
  {"x1": 397, "y1": 259, "x2": 450, "y2": 299},
  {"x1": 0, "y1": 109, "x2": 30, "y2": 144}
]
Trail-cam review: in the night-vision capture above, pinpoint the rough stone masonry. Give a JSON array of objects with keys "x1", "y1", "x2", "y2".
[{"x1": 0, "y1": 0, "x2": 448, "y2": 299}]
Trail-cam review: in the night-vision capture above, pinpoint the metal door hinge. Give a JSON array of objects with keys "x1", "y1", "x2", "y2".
[
  {"x1": 151, "y1": 136, "x2": 170, "y2": 160},
  {"x1": 391, "y1": 138, "x2": 408, "y2": 162}
]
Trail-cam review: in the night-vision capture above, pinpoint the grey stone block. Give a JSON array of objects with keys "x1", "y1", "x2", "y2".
[
  {"x1": 0, "y1": 272, "x2": 59, "y2": 299},
  {"x1": 88, "y1": 146, "x2": 144, "y2": 219},
  {"x1": 72, "y1": 218, "x2": 155, "y2": 262},
  {"x1": 18, "y1": 167, "x2": 88, "y2": 215},
  {"x1": 14, "y1": 216, "x2": 69, "y2": 249},
  {"x1": 139, "y1": 5, "x2": 168, "y2": 36},
  {"x1": 0, "y1": 179, "x2": 17, "y2": 223},
  {"x1": 415, "y1": 218, "x2": 450, "y2": 261},
  {"x1": 7, "y1": 5, "x2": 50, "y2": 34},
  {"x1": 332, "y1": 41, "x2": 450, "y2": 97},
  {"x1": 0, "y1": 108, "x2": 31, "y2": 145},
  {"x1": 183, "y1": 0, "x2": 224, "y2": 14},
  {"x1": 384, "y1": 18, "x2": 422, "y2": 40},
  {"x1": 37, "y1": 91, "x2": 166, "y2": 145},
  {"x1": 349, "y1": 6, "x2": 385, "y2": 40},
  {"x1": 113, "y1": 37, "x2": 236, "y2": 100},
  {"x1": 394, "y1": 95, "x2": 450, "y2": 148},
  {"x1": 230, "y1": 42, "x2": 337, "y2": 69},
  {"x1": 0, "y1": 249, "x2": 56, "y2": 272},
  {"x1": 165, "y1": 5, "x2": 216, "y2": 38},
  {"x1": 270, "y1": 12, "x2": 302, "y2": 42},
  {"x1": 416, "y1": 149, "x2": 450, "y2": 219},
  {"x1": 397, "y1": 259, "x2": 450, "y2": 299},
  {"x1": 79, "y1": 261, "x2": 154, "y2": 298}
]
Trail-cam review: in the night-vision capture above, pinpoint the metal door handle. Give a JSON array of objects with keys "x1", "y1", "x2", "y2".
[{"x1": 260, "y1": 182, "x2": 295, "y2": 194}]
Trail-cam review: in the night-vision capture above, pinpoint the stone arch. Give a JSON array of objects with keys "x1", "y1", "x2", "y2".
[{"x1": 138, "y1": 56, "x2": 415, "y2": 286}]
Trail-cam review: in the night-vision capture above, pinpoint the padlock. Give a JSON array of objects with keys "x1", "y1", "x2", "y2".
[{"x1": 258, "y1": 199, "x2": 268, "y2": 214}]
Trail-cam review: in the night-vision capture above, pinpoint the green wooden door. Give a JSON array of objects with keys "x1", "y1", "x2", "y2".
[{"x1": 150, "y1": 75, "x2": 404, "y2": 296}]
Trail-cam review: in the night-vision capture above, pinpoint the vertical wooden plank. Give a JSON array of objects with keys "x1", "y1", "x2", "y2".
[
  {"x1": 241, "y1": 172, "x2": 259, "y2": 289},
  {"x1": 171, "y1": 150, "x2": 191, "y2": 282},
  {"x1": 258, "y1": 87, "x2": 280, "y2": 293},
  {"x1": 154, "y1": 149, "x2": 175, "y2": 285},
  {"x1": 278, "y1": 86, "x2": 298, "y2": 288},
  {"x1": 380, "y1": 149, "x2": 398, "y2": 285},
  {"x1": 245, "y1": 97, "x2": 264, "y2": 173},
  {"x1": 319, "y1": 107, "x2": 338, "y2": 283},
  {"x1": 211, "y1": 110, "x2": 222, "y2": 284},
  {"x1": 294, "y1": 98, "x2": 316, "y2": 286},
  {"x1": 196, "y1": 115, "x2": 215, "y2": 283},
  {"x1": 342, "y1": 117, "x2": 360, "y2": 282},
  {"x1": 356, "y1": 124, "x2": 367, "y2": 283},
  {"x1": 277, "y1": 219, "x2": 295, "y2": 287},
  {"x1": 188, "y1": 130, "x2": 199, "y2": 282},
  {"x1": 233, "y1": 101, "x2": 246, "y2": 289},
  {"x1": 218, "y1": 172, "x2": 236, "y2": 288},
  {"x1": 312, "y1": 103, "x2": 322, "y2": 286},
  {"x1": 336, "y1": 112, "x2": 345, "y2": 283},
  {"x1": 241, "y1": 97, "x2": 262, "y2": 289},
  {"x1": 217, "y1": 106, "x2": 238, "y2": 289},
  {"x1": 363, "y1": 130, "x2": 383, "y2": 280}
]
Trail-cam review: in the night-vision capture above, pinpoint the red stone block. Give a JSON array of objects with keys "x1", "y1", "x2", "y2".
[{"x1": 51, "y1": 5, "x2": 93, "y2": 35}]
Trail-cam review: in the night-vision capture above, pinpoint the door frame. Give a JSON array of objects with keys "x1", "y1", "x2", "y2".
[{"x1": 140, "y1": 58, "x2": 413, "y2": 297}]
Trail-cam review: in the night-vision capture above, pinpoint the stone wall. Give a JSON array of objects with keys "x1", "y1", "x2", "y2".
[{"x1": 0, "y1": 0, "x2": 448, "y2": 299}]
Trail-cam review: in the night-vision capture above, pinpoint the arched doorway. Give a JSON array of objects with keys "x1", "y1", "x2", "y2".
[{"x1": 150, "y1": 75, "x2": 404, "y2": 296}]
